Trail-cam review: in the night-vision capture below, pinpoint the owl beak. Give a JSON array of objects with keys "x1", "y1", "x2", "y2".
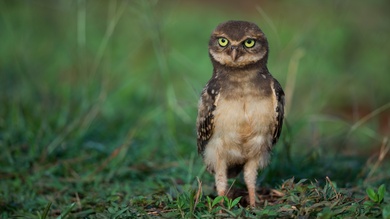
[{"x1": 230, "y1": 47, "x2": 238, "y2": 61}]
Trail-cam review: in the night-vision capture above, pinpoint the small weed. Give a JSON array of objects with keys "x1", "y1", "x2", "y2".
[
  {"x1": 224, "y1": 196, "x2": 242, "y2": 210},
  {"x1": 206, "y1": 195, "x2": 223, "y2": 213},
  {"x1": 364, "y1": 184, "x2": 390, "y2": 218},
  {"x1": 366, "y1": 184, "x2": 386, "y2": 204}
]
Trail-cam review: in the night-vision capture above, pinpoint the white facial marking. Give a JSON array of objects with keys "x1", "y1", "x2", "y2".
[{"x1": 209, "y1": 49, "x2": 265, "y2": 67}]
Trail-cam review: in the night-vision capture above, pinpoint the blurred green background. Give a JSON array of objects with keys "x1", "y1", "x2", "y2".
[{"x1": 1, "y1": 0, "x2": 389, "y2": 216}]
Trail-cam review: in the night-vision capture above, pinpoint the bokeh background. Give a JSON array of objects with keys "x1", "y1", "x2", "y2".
[{"x1": 1, "y1": 0, "x2": 389, "y2": 216}]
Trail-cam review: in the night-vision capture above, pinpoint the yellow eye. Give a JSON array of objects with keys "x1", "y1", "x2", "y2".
[
  {"x1": 244, "y1": 39, "x2": 255, "y2": 48},
  {"x1": 218, "y1": 38, "x2": 229, "y2": 47}
]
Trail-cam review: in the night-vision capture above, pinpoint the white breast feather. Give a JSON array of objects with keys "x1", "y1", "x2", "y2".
[{"x1": 203, "y1": 95, "x2": 276, "y2": 171}]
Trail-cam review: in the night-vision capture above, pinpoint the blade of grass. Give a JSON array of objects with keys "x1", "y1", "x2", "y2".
[
  {"x1": 91, "y1": 0, "x2": 128, "y2": 76},
  {"x1": 112, "y1": 207, "x2": 129, "y2": 218},
  {"x1": 348, "y1": 102, "x2": 390, "y2": 136},
  {"x1": 364, "y1": 137, "x2": 389, "y2": 184},
  {"x1": 256, "y1": 6, "x2": 281, "y2": 48},
  {"x1": 284, "y1": 48, "x2": 305, "y2": 116},
  {"x1": 40, "y1": 202, "x2": 52, "y2": 219},
  {"x1": 56, "y1": 202, "x2": 75, "y2": 219}
]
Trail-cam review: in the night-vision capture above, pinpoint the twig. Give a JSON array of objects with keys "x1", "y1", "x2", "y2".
[
  {"x1": 225, "y1": 179, "x2": 236, "y2": 198},
  {"x1": 194, "y1": 177, "x2": 203, "y2": 211},
  {"x1": 348, "y1": 102, "x2": 390, "y2": 136},
  {"x1": 75, "y1": 192, "x2": 82, "y2": 210},
  {"x1": 326, "y1": 176, "x2": 339, "y2": 200},
  {"x1": 364, "y1": 137, "x2": 389, "y2": 184}
]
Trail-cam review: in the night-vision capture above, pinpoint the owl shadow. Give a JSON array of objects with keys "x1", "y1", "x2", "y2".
[{"x1": 212, "y1": 185, "x2": 282, "y2": 207}]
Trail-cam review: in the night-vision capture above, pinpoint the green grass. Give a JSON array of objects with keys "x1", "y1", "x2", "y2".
[{"x1": 1, "y1": 0, "x2": 389, "y2": 218}]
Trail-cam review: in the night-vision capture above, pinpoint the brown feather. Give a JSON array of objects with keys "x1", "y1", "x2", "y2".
[
  {"x1": 196, "y1": 77, "x2": 221, "y2": 155},
  {"x1": 271, "y1": 79, "x2": 285, "y2": 145}
]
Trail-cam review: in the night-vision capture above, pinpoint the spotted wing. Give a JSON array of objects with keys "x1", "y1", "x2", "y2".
[
  {"x1": 196, "y1": 77, "x2": 221, "y2": 155},
  {"x1": 272, "y1": 78, "x2": 285, "y2": 145}
]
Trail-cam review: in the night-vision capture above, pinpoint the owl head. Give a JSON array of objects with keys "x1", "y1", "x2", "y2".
[{"x1": 209, "y1": 20, "x2": 269, "y2": 68}]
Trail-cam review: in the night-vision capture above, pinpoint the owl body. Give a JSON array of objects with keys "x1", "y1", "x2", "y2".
[
  {"x1": 201, "y1": 70, "x2": 276, "y2": 174},
  {"x1": 196, "y1": 21, "x2": 284, "y2": 207}
]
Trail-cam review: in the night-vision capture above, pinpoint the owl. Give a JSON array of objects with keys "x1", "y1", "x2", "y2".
[{"x1": 196, "y1": 20, "x2": 284, "y2": 207}]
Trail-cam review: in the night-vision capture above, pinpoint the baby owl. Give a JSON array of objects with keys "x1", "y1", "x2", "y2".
[{"x1": 196, "y1": 20, "x2": 285, "y2": 207}]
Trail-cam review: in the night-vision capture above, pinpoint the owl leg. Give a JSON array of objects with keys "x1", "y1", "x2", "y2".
[
  {"x1": 243, "y1": 159, "x2": 259, "y2": 207},
  {"x1": 215, "y1": 159, "x2": 227, "y2": 198}
]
